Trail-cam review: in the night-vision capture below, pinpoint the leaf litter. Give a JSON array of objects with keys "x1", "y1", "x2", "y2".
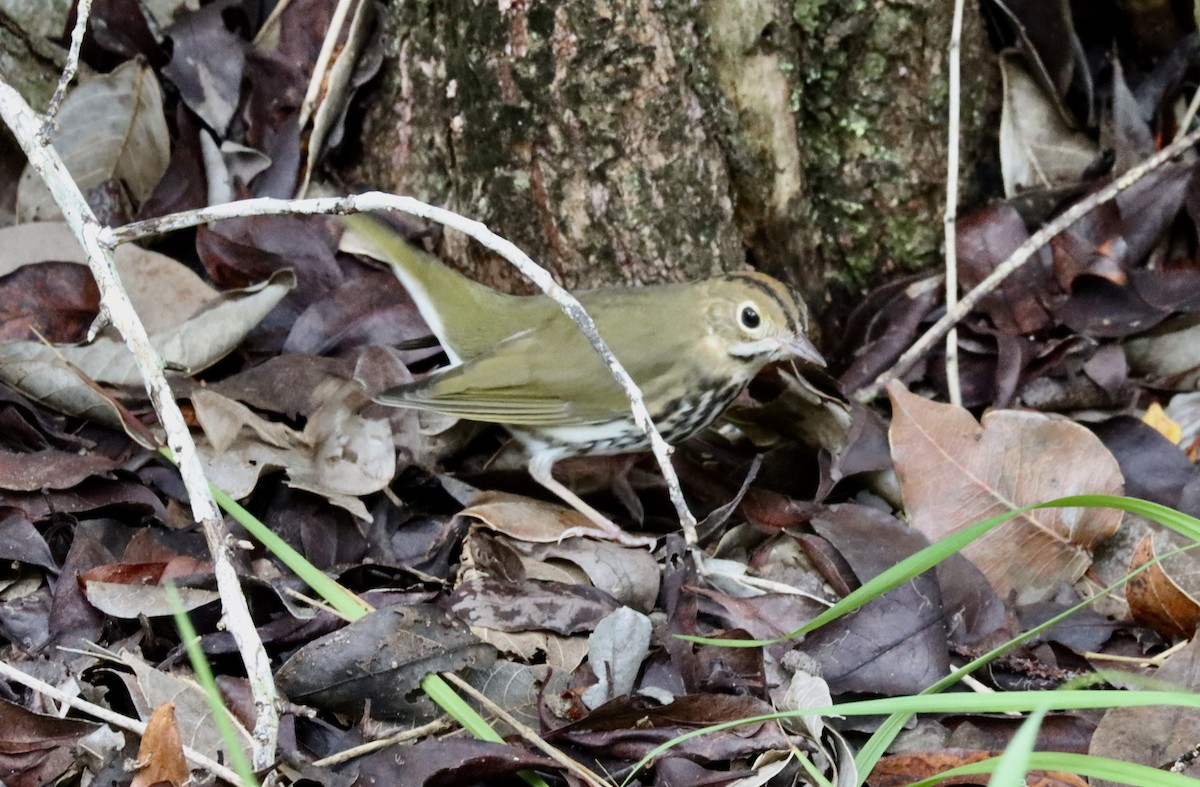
[{"x1": 5, "y1": 0, "x2": 1200, "y2": 784}]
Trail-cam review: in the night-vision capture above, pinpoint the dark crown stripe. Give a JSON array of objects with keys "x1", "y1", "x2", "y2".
[{"x1": 722, "y1": 272, "x2": 799, "y2": 334}]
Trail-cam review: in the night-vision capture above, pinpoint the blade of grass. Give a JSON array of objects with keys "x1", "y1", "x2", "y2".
[
  {"x1": 161, "y1": 450, "x2": 549, "y2": 786},
  {"x1": 167, "y1": 582, "x2": 259, "y2": 787},
  {"x1": 856, "y1": 494, "x2": 1200, "y2": 778},
  {"x1": 986, "y1": 702, "x2": 1048, "y2": 787},
  {"x1": 907, "y1": 751, "x2": 1200, "y2": 787}
]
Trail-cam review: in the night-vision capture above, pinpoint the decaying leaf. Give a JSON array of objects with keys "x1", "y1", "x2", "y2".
[
  {"x1": 1089, "y1": 636, "x2": 1200, "y2": 783},
  {"x1": 0, "y1": 222, "x2": 219, "y2": 335},
  {"x1": 582, "y1": 606, "x2": 652, "y2": 708},
  {"x1": 111, "y1": 650, "x2": 254, "y2": 767},
  {"x1": 1126, "y1": 531, "x2": 1200, "y2": 639},
  {"x1": 888, "y1": 382, "x2": 1124, "y2": 603},
  {"x1": 276, "y1": 604, "x2": 496, "y2": 720},
  {"x1": 129, "y1": 702, "x2": 189, "y2": 787},
  {"x1": 192, "y1": 377, "x2": 394, "y2": 520}
]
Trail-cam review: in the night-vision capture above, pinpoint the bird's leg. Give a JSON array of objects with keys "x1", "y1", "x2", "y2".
[{"x1": 528, "y1": 454, "x2": 658, "y2": 548}]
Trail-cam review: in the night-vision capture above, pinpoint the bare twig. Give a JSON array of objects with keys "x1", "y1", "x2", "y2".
[
  {"x1": 39, "y1": 0, "x2": 93, "y2": 140},
  {"x1": 312, "y1": 718, "x2": 455, "y2": 766},
  {"x1": 943, "y1": 0, "x2": 965, "y2": 406},
  {"x1": 1178, "y1": 85, "x2": 1200, "y2": 140},
  {"x1": 0, "y1": 79, "x2": 279, "y2": 767},
  {"x1": 0, "y1": 658, "x2": 242, "y2": 784},
  {"x1": 855, "y1": 123, "x2": 1200, "y2": 403},
  {"x1": 108, "y1": 192, "x2": 702, "y2": 543},
  {"x1": 440, "y1": 672, "x2": 610, "y2": 787}
]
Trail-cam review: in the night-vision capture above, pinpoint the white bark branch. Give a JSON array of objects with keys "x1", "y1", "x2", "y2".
[{"x1": 0, "y1": 75, "x2": 279, "y2": 767}]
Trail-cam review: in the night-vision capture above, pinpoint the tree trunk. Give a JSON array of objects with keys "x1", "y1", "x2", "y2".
[{"x1": 347, "y1": 0, "x2": 999, "y2": 331}]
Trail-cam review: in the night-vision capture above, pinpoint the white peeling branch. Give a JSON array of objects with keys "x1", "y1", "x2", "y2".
[
  {"x1": 943, "y1": 0, "x2": 965, "y2": 407},
  {"x1": 0, "y1": 77, "x2": 279, "y2": 768},
  {"x1": 0, "y1": 658, "x2": 242, "y2": 784},
  {"x1": 109, "y1": 191, "x2": 702, "y2": 543}
]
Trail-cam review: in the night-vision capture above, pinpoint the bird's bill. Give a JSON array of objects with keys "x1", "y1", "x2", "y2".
[{"x1": 779, "y1": 332, "x2": 825, "y2": 367}]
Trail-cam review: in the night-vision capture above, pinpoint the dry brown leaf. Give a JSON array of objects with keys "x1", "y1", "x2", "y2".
[
  {"x1": 113, "y1": 650, "x2": 254, "y2": 766},
  {"x1": 193, "y1": 379, "x2": 394, "y2": 520},
  {"x1": 0, "y1": 269, "x2": 294, "y2": 431},
  {"x1": 130, "y1": 702, "x2": 189, "y2": 787},
  {"x1": 17, "y1": 60, "x2": 170, "y2": 221},
  {"x1": 1126, "y1": 531, "x2": 1200, "y2": 639},
  {"x1": 998, "y1": 51, "x2": 1098, "y2": 197},
  {"x1": 888, "y1": 382, "x2": 1124, "y2": 603},
  {"x1": 870, "y1": 748, "x2": 1087, "y2": 786},
  {"x1": 458, "y1": 491, "x2": 611, "y2": 543},
  {"x1": 0, "y1": 222, "x2": 219, "y2": 335}
]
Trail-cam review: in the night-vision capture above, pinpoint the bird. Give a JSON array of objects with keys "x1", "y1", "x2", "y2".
[{"x1": 341, "y1": 213, "x2": 824, "y2": 545}]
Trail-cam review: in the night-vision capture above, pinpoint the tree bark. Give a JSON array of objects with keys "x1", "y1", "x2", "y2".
[{"x1": 348, "y1": 0, "x2": 999, "y2": 328}]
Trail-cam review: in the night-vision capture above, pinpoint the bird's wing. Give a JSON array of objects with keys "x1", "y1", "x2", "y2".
[
  {"x1": 378, "y1": 334, "x2": 621, "y2": 425},
  {"x1": 375, "y1": 285, "x2": 699, "y2": 427}
]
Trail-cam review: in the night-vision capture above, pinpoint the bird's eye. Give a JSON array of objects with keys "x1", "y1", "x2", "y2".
[{"x1": 739, "y1": 305, "x2": 761, "y2": 330}]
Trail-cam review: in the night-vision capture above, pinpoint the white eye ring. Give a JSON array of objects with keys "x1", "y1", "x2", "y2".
[{"x1": 737, "y1": 301, "x2": 766, "y2": 334}]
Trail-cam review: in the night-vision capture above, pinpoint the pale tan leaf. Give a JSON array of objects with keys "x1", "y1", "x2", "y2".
[
  {"x1": 888, "y1": 382, "x2": 1123, "y2": 603},
  {"x1": 998, "y1": 51, "x2": 1097, "y2": 197},
  {"x1": 1125, "y1": 314, "x2": 1200, "y2": 390},
  {"x1": 0, "y1": 222, "x2": 219, "y2": 334},
  {"x1": 459, "y1": 491, "x2": 604, "y2": 543},
  {"x1": 0, "y1": 270, "x2": 294, "y2": 427},
  {"x1": 84, "y1": 581, "x2": 220, "y2": 619},
  {"x1": 193, "y1": 379, "x2": 394, "y2": 520},
  {"x1": 470, "y1": 627, "x2": 588, "y2": 672},
  {"x1": 130, "y1": 702, "x2": 189, "y2": 787},
  {"x1": 17, "y1": 60, "x2": 170, "y2": 220},
  {"x1": 115, "y1": 651, "x2": 253, "y2": 765}
]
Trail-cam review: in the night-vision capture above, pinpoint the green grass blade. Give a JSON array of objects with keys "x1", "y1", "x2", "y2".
[{"x1": 167, "y1": 582, "x2": 259, "y2": 786}]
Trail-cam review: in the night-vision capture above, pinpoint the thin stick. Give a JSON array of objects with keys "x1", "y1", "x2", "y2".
[
  {"x1": 312, "y1": 718, "x2": 455, "y2": 766},
  {"x1": 1178, "y1": 85, "x2": 1200, "y2": 140},
  {"x1": 440, "y1": 672, "x2": 610, "y2": 787},
  {"x1": 855, "y1": 123, "x2": 1200, "y2": 403},
  {"x1": 0, "y1": 79, "x2": 279, "y2": 767},
  {"x1": 108, "y1": 192, "x2": 702, "y2": 543},
  {"x1": 943, "y1": 0, "x2": 965, "y2": 406},
  {"x1": 0, "y1": 658, "x2": 242, "y2": 784},
  {"x1": 38, "y1": 0, "x2": 93, "y2": 140}
]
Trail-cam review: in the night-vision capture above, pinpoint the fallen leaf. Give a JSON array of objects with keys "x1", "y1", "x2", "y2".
[
  {"x1": 17, "y1": 60, "x2": 169, "y2": 221},
  {"x1": 1090, "y1": 635, "x2": 1200, "y2": 784},
  {"x1": 888, "y1": 382, "x2": 1123, "y2": 603},
  {"x1": 276, "y1": 604, "x2": 496, "y2": 720},
  {"x1": 998, "y1": 51, "x2": 1098, "y2": 197},
  {"x1": 1126, "y1": 531, "x2": 1200, "y2": 640},
  {"x1": 130, "y1": 702, "x2": 189, "y2": 787}
]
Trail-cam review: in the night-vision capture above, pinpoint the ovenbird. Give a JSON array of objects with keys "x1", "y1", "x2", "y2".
[{"x1": 342, "y1": 214, "x2": 824, "y2": 544}]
